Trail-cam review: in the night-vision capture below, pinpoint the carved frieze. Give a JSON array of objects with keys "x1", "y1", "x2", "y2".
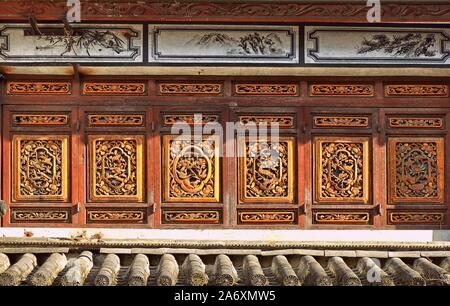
[
  {"x1": 314, "y1": 211, "x2": 370, "y2": 224},
  {"x1": 310, "y1": 84, "x2": 373, "y2": 96},
  {"x1": 163, "y1": 135, "x2": 220, "y2": 202},
  {"x1": 88, "y1": 114, "x2": 144, "y2": 127},
  {"x1": 88, "y1": 135, "x2": 144, "y2": 202},
  {"x1": 238, "y1": 211, "x2": 295, "y2": 224},
  {"x1": 388, "y1": 137, "x2": 444, "y2": 204},
  {"x1": 87, "y1": 210, "x2": 145, "y2": 222},
  {"x1": 12, "y1": 135, "x2": 69, "y2": 202},
  {"x1": 6, "y1": 81, "x2": 71, "y2": 94},
  {"x1": 313, "y1": 115, "x2": 369, "y2": 128},
  {"x1": 239, "y1": 115, "x2": 295, "y2": 128},
  {"x1": 83, "y1": 82, "x2": 146, "y2": 95},
  {"x1": 162, "y1": 114, "x2": 220, "y2": 126},
  {"x1": 314, "y1": 137, "x2": 370, "y2": 204},
  {"x1": 163, "y1": 210, "x2": 220, "y2": 223},
  {"x1": 239, "y1": 137, "x2": 295, "y2": 203},
  {"x1": 159, "y1": 83, "x2": 222, "y2": 95},
  {"x1": 12, "y1": 114, "x2": 69, "y2": 126},
  {"x1": 388, "y1": 117, "x2": 444, "y2": 129},
  {"x1": 235, "y1": 84, "x2": 298, "y2": 96},
  {"x1": 388, "y1": 211, "x2": 445, "y2": 224},
  {"x1": 11, "y1": 210, "x2": 69, "y2": 222},
  {"x1": 385, "y1": 85, "x2": 448, "y2": 97}
]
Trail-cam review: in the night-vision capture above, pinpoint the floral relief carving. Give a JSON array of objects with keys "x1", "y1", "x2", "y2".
[
  {"x1": 164, "y1": 135, "x2": 220, "y2": 202},
  {"x1": 12, "y1": 114, "x2": 69, "y2": 126},
  {"x1": 7, "y1": 81, "x2": 71, "y2": 95},
  {"x1": 88, "y1": 114, "x2": 144, "y2": 126},
  {"x1": 159, "y1": 83, "x2": 222, "y2": 95},
  {"x1": 310, "y1": 84, "x2": 373, "y2": 96},
  {"x1": 314, "y1": 212, "x2": 369, "y2": 224},
  {"x1": 12, "y1": 210, "x2": 69, "y2": 222},
  {"x1": 239, "y1": 115, "x2": 295, "y2": 128},
  {"x1": 385, "y1": 85, "x2": 448, "y2": 97},
  {"x1": 239, "y1": 211, "x2": 295, "y2": 223},
  {"x1": 163, "y1": 210, "x2": 220, "y2": 223},
  {"x1": 83, "y1": 82, "x2": 146, "y2": 95},
  {"x1": 388, "y1": 117, "x2": 444, "y2": 129},
  {"x1": 313, "y1": 115, "x2": 369, "y2": 128},
  {"x1": 87, "y1": 210, "x2": 145, "y2": 222},
  {"x1": 389, "y1": 211, "x2": 445, "y2": 224},
  {"x1": 162, "y1": 114, "x2": 220, "y2": 126},
  {"x1": 235, "y1": 84, "x2": 297, "y2": 96}
]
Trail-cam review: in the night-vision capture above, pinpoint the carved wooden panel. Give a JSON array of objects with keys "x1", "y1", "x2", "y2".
[
  {"x1": 235, "y1": 84, "x2": 298, "y2": 96},
  {"x1": 162, "y1": 210, "x2": 221, "y2": 223},
  {"x1": 163, "y1": 135, "x2": 220, "y2": 202},
  {"x1": 313, "y1": 115, "x2": 370, "y2": 128},
  {"x1": 88, "y1": 114, "x2": 145, "y2": 127},
  {"x1": 238, "y1": 211, "x2": 296, "y2": 224},
  {"x1": 12, "y1": 114, "x2": 70, "y2": 127},
  {"x1": 88, "y1": 135, "x2": 144, "y2": 202},
  {"x1": 387, "y1": 116, "x2": 444, "y2": 129},
  {"x1": 384, "y1": 85, "x2": 449, "y2": 97},
  {"x1": 159, "y1": 83, "x2": 222, "y2": 95},
  {"x1": 86, "y1": 209, "x2": 146, "y2": 223},
  {"x1": 388, "y1": 211, "x2": 445, "y2": 225},
  {"x1": 314, "y1": 137, "x2": 370, "y2": 204},
  {"x1": 82, "y1": 82, "x2": 146, "y2": 95},
  {"x1": 12, "y1": 135, "x2": 69, "y2": 202},
  {"x1": 162, "y1": 114, "x2": 220, "y2": 126},
  {"x1": 313, "y1": 211, "x2": 370, "y2": 224},
  {"x1": 239, "y1": 137, "x2": 295, "y2": 203},
  {"x1": 238, "y1": 115, "x2": 295, "y2": 128},
  {"x1": 10, "y1": 209, "x2": 70, "y2": 223},
  {"x1": 309, "y1": 84, "x2": 374, "y2": 96},
  {"x1": 6, "y1": 81, "x2": 71, "y2": 95},
  {"x1": 388, "y1": 137, "x2": 444, "y2": 204}
]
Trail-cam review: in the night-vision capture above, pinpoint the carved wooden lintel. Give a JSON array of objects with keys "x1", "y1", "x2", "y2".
[
  {"x1": 239, "y1": 211, "x2": 295, "y2": 224},
  {"x1": 235, "y1": 84, "x2": 298, "y2": 96},
  {"x1": 87, "y1": 210, "x2": 145, "y2": 223},
  {"x1": 12, "y1": 114, "x2": 70, "y2": 126},
  {"x1": 88, "y1": 114, "x2": 145, "y2": 127},
  {"x1": 385, "y1": 85, "x2": 449, "y2": 97},
  {"x1": 388, "y1": 117, "x2": 444, "y2": 129},
  {"x1": 314, "y1": 211, "x2": 370, "y2": 224},
  {"x1": 162, "y1": 114, "x2": 220, "y2": 126},
  {"x1": 310, "y1": 84, "x2": 374, "y2": 96},
  {"x1": 6, "y1": 81, "x2": 71, "y2": 95},
  {"x1": 11, "y1": 210, "x2": 69, "y2": 223},
  {"x1": 388, "y1": 211, "x2": 445, "y2": 225},
  {"x1": 83, "y1": 82, "x2": 146, "y2": 95},
  {"x1": 313, "y1": 115, "x2": 369, "y2": 128},
  {"x1": 159, "y1": 83, "x2": 222, "y2": 95},
  {"x1": 162, "y1": 210, "x2": 220, "y2": 223},
  {"x1": 239, "y1": 115, "x2": 295, "y2": 128}
]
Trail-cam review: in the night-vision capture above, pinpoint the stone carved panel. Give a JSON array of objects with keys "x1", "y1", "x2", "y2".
[
  {"x1": 11, "y1": 209, "x2": 69, "y2": 222},
  {"x1": 314, "y1": 137, "x2": 370, "y2": 204},
  {"x1": 388, "y1": 137, "x2": 444, "y2": 204},
  {"x1": 12, "y1": 114, "x2": 69, "y2": 126},
  {"x1": 163, "y1": 210, "x2": 220, "y2": 223},
  {"x1": 388, "y1": 211, "x2": 445, "y2": 224},
  {"x1": 388, "y1": 117, "x2": 444, "y2": 129},
  {"x1": 88, "y1": 135, "x2": 144, "y2": 202},
  {"x1": 314, "y1": 211, "x2": 370, "y2": 224},
  {"x1": 87, "y1": 210, "x2": 145, "y2": 223},
  {"x1": 309, "y1": 84, "x2": 374, "y2": 96},
  {"x1": 235, "y1": 84, "x2": 298, "y2": 96},
  {"x1": 6, "y1": 81, "x2": 71, "y2": 94},
  {"x1": 163, "y1": 135, "x2": 220, "y2": 202},
  {"x1": 88, "y1": 114, "x2": 144, "y2": 127},
  {"x1": 238, "y1": 211, "x2": 295, "y2": 224},
  {"x1": 83, "y1": 82, "x2": 146, "y2": 95},
  {"x1": 385, "y1": 85, "x2": 448, "y2": 97},
  {"x1": 12, "y1": 135, "x2": 69, "y2": 202},
  {"x1": 313, "y1": 115, "x2": 369, "y2": 128},
  {"x1": 159, "y1": 83, "x2": 222, "y2": 95},
  {"x1": 239, "y1": 137, "x2": 294, "y2": 203},
  {"x1": 239, "y1": 115, "x2": 295, "y2": 128}
]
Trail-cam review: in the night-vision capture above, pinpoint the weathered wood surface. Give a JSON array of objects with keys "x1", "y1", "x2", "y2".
[
  {"x1": 327, "y1": 257, "x2": 362, "y2": 286},
  {"x1": 242, "y1": 255, "x2": 267, "y2": 286},
  {"x1": 356, "y1": 257, "x2": 394, "y2": 286},
  {"x1": 30, "y1": 253, "x2": 67, "y2": 286},
  {"x1": 413, "y1": 258, "x2": 450, "y2": 286},
  {"x1": 297, "y1": 255, "x2": 332, "y2": 286},
  {"x1": 157, "y1": 254, "x2": 179, "y2": 286},
  {"x1": 0, "y1": 254, "x2": 10, "y2": 274},
  {"x1": 94, "y1": 254, "x2": 120, "y2": 286},
  {"x1": 271, "y1": 255, "x2": 298, "y2": 286},
  {"x1": 60, "y1": 251, "x2": 93, "y2": 286},
  {"x1": 0, "y1": 253, "x2": 37, "y2": 286},
  {"x1": 385, "y1": 258, "x2": 425, "y2": 286},
  {"x1": 213, "y1": 254, "x2": 238, "y2": 286},
  {"x1": 181, "y1": 254, "x2": 208, "y2": 286},
  {"x1": 128, "y1": 254, "x2": 150, "y2": 286}
]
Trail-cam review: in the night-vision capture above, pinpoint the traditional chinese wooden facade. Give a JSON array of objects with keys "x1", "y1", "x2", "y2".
[{"x1": 0, "y1": 0, "x2": 449, "y2": 232}]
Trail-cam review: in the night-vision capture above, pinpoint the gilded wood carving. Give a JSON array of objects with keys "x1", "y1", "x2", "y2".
[
  {"x1": 314, "y1": 137, "x2": 370, "y2": 204},
  {"x1": 163, "y1": 135, "x2": 220, "y2": 202},
  {"x1": 310, "y1": 84, "x2": 374, "y2": 96},
  {"x1": 388, "y1": 137, "x2": 444, "y2": 204},
  {"x1": 88, "y1": 135, "x2": 144, "y2": 202},
  {"x1": 12, "y1": 135, "x2": 69, "y2": 202},
  {"x1": 238, "y1": 137, "x2": 294, "y2": 203},
  {"x1": 162, "y1": 114, "x2": 220, "y2": 126},
  {"x1": 12, "y1": 114, "x2": 70, "y2": 126},
  {"x1": 388, "y1": 117, "x2": 444, "y2": 129},
  {"x1": 82, "y1": 82, "x2": 146, "y2": 95},
  {"x1": 159, "y1": 83, "x2": 222, "y2": 95},
  {"x1": 6, "y1": 81, "x2": 71, "y2": 95},
  {"x1": 313, "y1": 115, "x2": 369, "y2": 128},
  {"x1": 235, "y1": 84, "x2": 298, "y2": 96},
  {"x1": 384, "y1": 85, "x2": 449, "y2": 97},
  {"x1": 314, "y1": 211, "x2": 369, "y2": 224},
  {"x1": 238, "y1": 211, "x2": 295, "y2": 223},
  {"x1": 388, "y1": 211, "x2": 445, "y2": 224},
  {"x1": 88, "y1": 114, "x2": 144, "y2": 127},
  {"x1": 11, "y1": 210, "x2": 69, "y2": 222},
  {"x1": 238, "y1": 115, "x2": 295, "y2": 128},
  {"x1": 163, "y1": 210, "x2": 220, "y2": 223},
  {"x1": 87, "y1": 210, "x2": 145, "y2": 222}
]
